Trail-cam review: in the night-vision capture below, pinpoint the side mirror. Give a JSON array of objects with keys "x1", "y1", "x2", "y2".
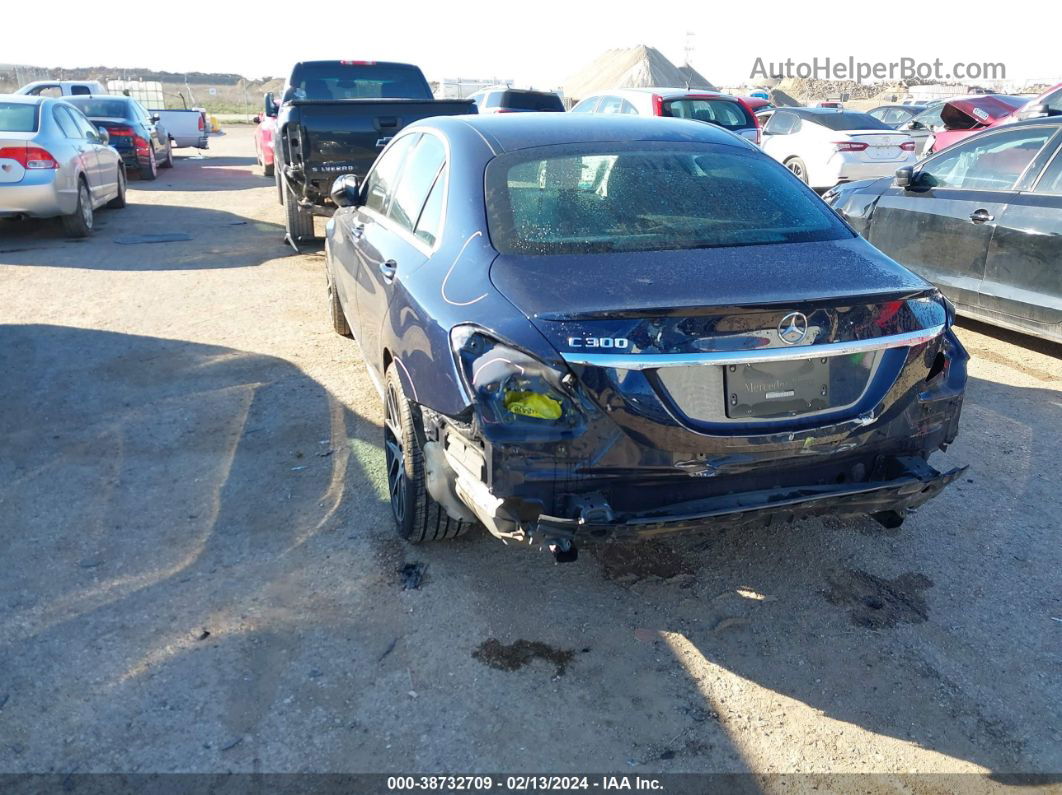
[
  {"x1": 330, "y1": 174, "x2": 361, "y2": 207},
  {"x1": 265, "y1": 91, "x2": 279, "y2": 116},
  {"x1": 894, "y1": 166, "x2": 916, "y2": 188},
  {"x1": 252, "y1": 115, "x2": 261, "y2": 125},
  {"x1": 95, "y1": 126, "x2": 110, "y2": 145},
  {"x1": 1019, "y1": 102, "x2": 1048, "y2": 120},
  {"x1": 150, "y1": 113, "x2": 161, "y2": 123}
]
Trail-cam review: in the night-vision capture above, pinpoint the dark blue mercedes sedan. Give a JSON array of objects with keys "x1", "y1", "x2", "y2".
[{"x1": 324, "y1": 113, "x2": 968, "y2": 559}]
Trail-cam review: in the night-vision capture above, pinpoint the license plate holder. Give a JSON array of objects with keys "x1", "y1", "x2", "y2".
[{"x1": 725, "y1": 358, "x2": 832, "y2": 419}]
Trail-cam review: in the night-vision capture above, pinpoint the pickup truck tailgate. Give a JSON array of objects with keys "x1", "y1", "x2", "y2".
[{"x1": 283, "y1": 98, "x2": 474, "y2": 189}]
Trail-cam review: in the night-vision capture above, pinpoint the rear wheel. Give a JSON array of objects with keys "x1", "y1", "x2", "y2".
[
  {"x1": 61, "y1": 179, "x2": 93, "y2": 237},
  {"x1": 327, "y1": 265, "x2": 352, "y2": 337},
  {"x1": 282, "y1": 177, "x2": 315, "y2": 241},
  {"x1": 275, "y1": 167, "x2": 284, "y2": 205},
  {"x1": 785, "y1": 156, "x2": 809, "y2": 184},
  {"x1": 106, "y1": 167, "x2": 126, "y2": 209},
  {"x1": 160, "y1": 140, "x2": 174, "y2": 168},
  {"x1": 140, "y1": 146, "x2": 158, "y2": 181},
  {"x1": 384, "y1": 364, "x2": 470, "y2": 544},
  {"x1": 263, "y1": 159, "x2": 274, "y2": 178}
]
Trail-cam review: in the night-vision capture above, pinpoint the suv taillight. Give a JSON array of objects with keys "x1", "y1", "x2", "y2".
[
  {"x1": 0, "y1": 144, "x2": 59, "y2": 169},
  {"x1": 198, "y1": 114, "x2": 205, "y2": 131}
]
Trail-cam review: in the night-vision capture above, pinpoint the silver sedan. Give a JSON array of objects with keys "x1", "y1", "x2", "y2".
[{"x1": 0, "y1": 94, "x2": 126, "y2": 237}]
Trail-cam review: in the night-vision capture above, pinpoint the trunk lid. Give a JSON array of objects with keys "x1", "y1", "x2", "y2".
[
  {"x1": 839, "y1": 131, "x2": 913, "y2": 161},
  {"x1": 490, "y1": 238, "x2": 944, "y2": 431}
]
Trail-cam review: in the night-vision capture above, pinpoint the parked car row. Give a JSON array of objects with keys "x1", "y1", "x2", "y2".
[{"x1": 0, "y1": 90, "x2": 194, "y2": 236}]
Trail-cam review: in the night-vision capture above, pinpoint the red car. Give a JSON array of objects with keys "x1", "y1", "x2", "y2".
[
  {"x1": 927, "y1": 94, "x2": 1031, "y2": 153},
  {"x1": 252, "y1": 104, "x2": 277, "y2": 177}
]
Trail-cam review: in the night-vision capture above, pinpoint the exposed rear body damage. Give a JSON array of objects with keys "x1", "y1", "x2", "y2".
[{"x1": 323, "y1": 113, "x2": 968, "y2": 555}]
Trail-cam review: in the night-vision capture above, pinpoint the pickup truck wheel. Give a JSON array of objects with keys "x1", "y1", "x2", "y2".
[
  {"x1": 160, "y1": 140, "x2": 174, "y2": 168},
  {"x1": 61, "y1": 179, "x2": 93, "y2": 238},
  {"x1": 384, "y1": 364, "x2": 471, "y2": 544},
  {"x1": 283, "y1": 179, "x2": 315, "y2": 241},
  {"x1": 326, "y1": 266, "x2": 352, "y2": 337},
  {"x1": 263, "y1": 160, "x2": 274, "y2": 178}
]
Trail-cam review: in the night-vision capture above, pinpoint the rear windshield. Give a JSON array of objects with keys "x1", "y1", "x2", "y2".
[
  {"x1": 0, "y1": 102, "x2": 39, "y2": 132},
  {"x1": 501, "y1": 91, "x2": 564, "y2": 111},
  {"x1": 65, "y1": 98, "x2": 131, "y2": 119},
  {"x1": 805, "y1": 112, "x2": 892, "y2": 131},
  {"x1": 485, "y1": 142, "x2": 851, "y2": 255},
  {"x1": 661, "y1": 98, "x2": 755, "y2": 130},
  {"x1": 288, "y1": 62, "x2": 431, "y2": 101}
]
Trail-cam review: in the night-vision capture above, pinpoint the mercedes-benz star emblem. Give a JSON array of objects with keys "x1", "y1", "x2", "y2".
[{"x1": 778, "y1": 312, "x2": 809, "y2": 345}]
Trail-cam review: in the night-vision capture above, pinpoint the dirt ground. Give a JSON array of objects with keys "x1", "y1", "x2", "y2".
[{"x1": 1, "y1": 128, "x2": 1059, "y2": 781}]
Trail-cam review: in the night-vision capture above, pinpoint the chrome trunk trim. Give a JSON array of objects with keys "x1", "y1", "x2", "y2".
[{"x1": 561, "y1": 325, "x2": 945, "y2": 370}]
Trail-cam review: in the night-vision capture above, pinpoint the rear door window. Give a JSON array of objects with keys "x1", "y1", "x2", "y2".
[
  {"x1": 53, "y1": 106, "x2": 82, "y2": 138},
  {"x1": 0, "y1": 102, "x2": 39, "y2": 132},
  {"x1": 414, "y1": 168, "x2": 447, "y2": 246},
  {"x1": 364, "y1": 133, "x2": 418, "y2": 215},
  {"x1": 662, "y1": 98, "x2": 755, "y2": 130},
  {"x1": 921, "y1": 127, "x2": 1055, "y2": 190},
  {"x1": 387, "y1": 134, "x2": 446, "y2": 232}
]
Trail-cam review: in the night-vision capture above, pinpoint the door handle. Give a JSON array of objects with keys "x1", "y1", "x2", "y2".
[
  {"x1": 378, "y1": 259, "x2": 397, "y2": 283},
  {"x1": 969, "y1": 209, "x2": 994, "y2": 224}
]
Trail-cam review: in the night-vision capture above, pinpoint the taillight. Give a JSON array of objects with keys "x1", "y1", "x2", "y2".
[
  {"x1": 198, "y1": 114, "x2": 205, "y2": 131},
  {"x1": 105, "y1": 126, "x2": 135, "y2": 137},
  {"x1": 652, "y1": 94, "x2": 664, "y2": 116},
  {"x1": 834, "y1": 141, "x2": 869, "y2": 152},
  {"x1": 133, "y1": 135, "x2": 149, "y2": 153},
  {"x1": 900, "y1": 141, "x2": 916, "y2": 151},
  {"x1": 0, "y1": 144, "x2": 59, "y2": 169}
]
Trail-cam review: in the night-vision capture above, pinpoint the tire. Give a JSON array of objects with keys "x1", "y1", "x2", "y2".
[
  {"x1": 107, "y1": 167, "x2": 127, "y2": 209},
  {"x1": 326, "y1": 264, "x2": 352, "y2": 337},
  {"x1": 140, "y1": 145, "x2": 158, "y2": 181},
  {"x1": 282, "y1": 177, "x2": 315, "y2": 241},
  {"x1": 160, "y1": 140, "x2": 174, "y2": 168},
  {"x1": 384, "y1": 364, "x2": 470, "y2": 544},
  {"x1": 785, "y1": 156, "x2": 809, "y2": 184},
  {"x1": 275, "y1": 167, "x2": 284, "y2": 205},
  {"x1": 263, "y1": 160, "x2": 274, "y2": 178},
  {"x1": 61, "y1": 179, "x2": 93, "y2": 238}
]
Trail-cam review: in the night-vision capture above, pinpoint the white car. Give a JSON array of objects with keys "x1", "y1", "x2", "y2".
[{"x1": 759, "y1": 108, "x2": 917, "y2": 190}]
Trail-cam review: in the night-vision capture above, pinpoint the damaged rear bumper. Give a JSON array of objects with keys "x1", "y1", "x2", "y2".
[
  {"x1": 535, "y1": 457, "x2": 966, "y2": 542},
  {"x1": 430, "y1": 423, "x2": 966, "y2": 544}
]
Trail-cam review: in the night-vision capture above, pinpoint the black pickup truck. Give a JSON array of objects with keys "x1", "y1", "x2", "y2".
[{"x1": 267, "y1": 60, "x2": 475, "y2": 243}]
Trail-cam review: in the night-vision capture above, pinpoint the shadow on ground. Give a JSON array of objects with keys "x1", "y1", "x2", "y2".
[
  {"x1": 0, "y1": 323, "x2": 1057, "y2": 776},
  {"x1": 0, "y1": 201, "x2": 287, "y2": 270}
]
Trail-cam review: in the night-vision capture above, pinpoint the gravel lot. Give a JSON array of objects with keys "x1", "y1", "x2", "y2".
[{"x1": 1, "y1": 128, "x2": 1059, "y2": 780}]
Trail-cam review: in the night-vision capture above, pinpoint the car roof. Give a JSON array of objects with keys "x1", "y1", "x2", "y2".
[
  {"x1": 425, "y1": 113, "x2": 748, "y2": 153},
  {"x1": 783, "y1": 107, "x2": 873, "y2": 116},
  {"x1": 871, "y1": 104, "x2": 925, "y2": 110},
  {"x1": 0, "y1": 93, "x2": 45, "y2": 105},
  {"x1": 615, "y1": 87, "x2": 733, "y2": 99},
  {"x1": 64, "y1": 94, "x2": 132, "y2": 101},
  {"x1": 1005, "y1": 115, "x2": 1062, "y2": 128}
]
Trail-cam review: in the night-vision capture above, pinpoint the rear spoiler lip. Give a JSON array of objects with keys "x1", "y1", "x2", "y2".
[
  {"x1": 533, "y1": 288, "x2": 936, "y2": 321},
  {"x1": 562, "y1": 324, "x2": 945, "y2": 370}
]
